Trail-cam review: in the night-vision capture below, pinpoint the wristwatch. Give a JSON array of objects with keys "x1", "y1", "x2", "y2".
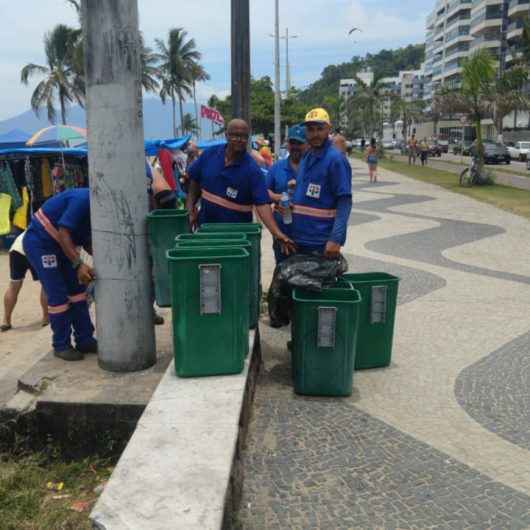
[{"x1": 72, "y1": 257, "x2": 82, "y2": 270}]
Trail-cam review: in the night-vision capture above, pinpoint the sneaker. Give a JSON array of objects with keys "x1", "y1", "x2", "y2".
[
  {"x1": 77, "y1": 340, "x2": 98, "y2": 354},
  {"x1": 54, "y1": 348, "x2": 84, "y2": 361}
]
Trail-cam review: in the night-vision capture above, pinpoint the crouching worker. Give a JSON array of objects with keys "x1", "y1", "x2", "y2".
[{"x1": 23, "y1": 188, "x2": 97, "y2": 361}]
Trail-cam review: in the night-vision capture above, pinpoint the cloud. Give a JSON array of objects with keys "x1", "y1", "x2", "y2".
[{"x1": 0, "y1": 0, "x2": 428, "y2": 121}]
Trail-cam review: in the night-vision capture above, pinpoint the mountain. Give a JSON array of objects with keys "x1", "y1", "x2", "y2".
[{"x1": 0, "y1": 98, "x2": 214, "y2": 139}]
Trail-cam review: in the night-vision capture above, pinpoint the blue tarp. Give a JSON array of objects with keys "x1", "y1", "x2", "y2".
[
  {"x1": 0, "y1": 129, "x2": 31, "y2": 149},
  {"x1": 144, "y1": 135, "x2": 192, "y2": 156},
  {"x1": 196, "y1": 138, "x2": 226, "y2": 150},
  {"x1": 0, "y1": 147, "x2": 88, "y2": 158}
]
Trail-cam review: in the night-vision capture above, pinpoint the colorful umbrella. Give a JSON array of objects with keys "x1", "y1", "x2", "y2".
[{"x1": 26, "y1": 125, "x2": 87, "y2": 146}]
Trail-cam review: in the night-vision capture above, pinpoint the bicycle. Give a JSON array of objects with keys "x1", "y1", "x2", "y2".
[{"x1": 459, "y1": 155, "x2": 482, "y2": 187}]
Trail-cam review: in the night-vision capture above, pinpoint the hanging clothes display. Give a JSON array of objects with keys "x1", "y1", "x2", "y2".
[
  {"x1": 0, "y1": 161, "x2": 21, "y2": 212},
  {"x1": 41, "y1": 159, "x2": 52, "y2": 198},
  {"x1": 12, "y1": 186, "x2": 29, "y2": 230},
  {"x1": 0, "y1": 193, "x2": 12, "y2": 235}
]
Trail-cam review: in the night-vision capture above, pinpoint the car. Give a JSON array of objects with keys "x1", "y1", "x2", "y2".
[
  {"x1": 437, "y1": 140, "x2": 449, "y2": 153},
  {"x1": 473, "y1": 141, "x2": 511, "y2": 165},
  {"x1": 453, "y1": 141, "x2": 474, "y2": 156},
  {"x1": 506, "y1": 141, "x2": 530, "y2": 161},
  {"x1": 428, "y1": 143, "x2": 443, "y2": 157},
  {"x1": 382, "y1": 140, "x2": 395, "y2": 149}
]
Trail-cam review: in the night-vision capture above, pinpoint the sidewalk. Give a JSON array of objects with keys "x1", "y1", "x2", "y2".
[{"x1": 235, "y1": 159, "x2": 530, "y2": 529}]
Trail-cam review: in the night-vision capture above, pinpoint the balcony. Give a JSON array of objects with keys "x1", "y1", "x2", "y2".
[
  {"x1": 447, "y1": 0, "x2": 473, "y2": 19},
  {"x1": 470, "y1": 10, "x2": 503, "y2": 34},
  {"x1": 507, "y1": 19, "x2": 527, "y2": 40},
  {"x1": 445, "y1": 13, "x2": 472, "y2": 33},
  {"x1": 508, "y1": 0, "x2": 530, "y2": 17},
  {"x1": 445, "y1": 43, "x2": 471, "y2": 58},
  {"x1": 471, "y1": 33, "x2": 502, "y2": 49},
  {"x1": 445, "y1": 26, "x2": 472, "y2": 43}
]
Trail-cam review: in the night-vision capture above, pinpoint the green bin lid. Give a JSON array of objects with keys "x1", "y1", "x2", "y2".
[
  {"x1": 342, "y1": 272, "x2": 399, "y2": 285},
  {"x1": 293, "y1": 287, "x2": 361, "y2": 304},
  {"x1": 167, "y1": 247, "x2": 249, "y2": 262},
  {"x1": 176, "y1": 232, "x2": 247, "y2": 242},
  {"x1": 147, "y1": 209, "x2": 188, "y2": 219},
  {"x1": 200, "y1": 222, "x2": 262, "y2": 234},
  {"x1": 175, "y1": 239, "x2": 251, "y2": 249}
]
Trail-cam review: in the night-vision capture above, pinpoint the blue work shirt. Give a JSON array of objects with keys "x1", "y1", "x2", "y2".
[
  {"x1": 188, "y1": 145, "x2": 270, "y2": 224},
  {"x1": 266, "y1": 157, "x2": 298, "y2": 235},
  {"x1": 291, "y1": 139, "x2": 352, "y2": 249},
  {"x1": 29, "y1": 188, "x2": 91, "y2": 249}
]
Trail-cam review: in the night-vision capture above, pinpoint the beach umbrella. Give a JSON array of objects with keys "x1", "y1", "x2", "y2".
[{"x1": 26, "y1": 125, "x2": 87, "y2": 146}]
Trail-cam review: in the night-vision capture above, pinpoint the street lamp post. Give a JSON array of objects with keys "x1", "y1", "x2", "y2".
[
  {"x1": 231, "y1": 0, "x2": 251, "y2": 125},
  {"x1": 282, "y1": 28, "x2": 299, "y2": 95},
  {"x1": 273, "y1": 0, "x2": 281, "y2": 158}
]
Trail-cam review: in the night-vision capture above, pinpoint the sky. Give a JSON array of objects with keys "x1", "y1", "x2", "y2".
[{"x1": 0, "y1": 0, "x2": 429, "y2": 121}]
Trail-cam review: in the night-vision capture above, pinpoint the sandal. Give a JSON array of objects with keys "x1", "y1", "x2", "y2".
[{"x1": 1, "y1": 324, "x2": 12, "y2": 332}]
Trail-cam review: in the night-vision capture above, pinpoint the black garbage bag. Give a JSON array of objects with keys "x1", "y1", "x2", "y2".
[{"x1": 267, "y1": 253, "x2": 348, "y2": 328}]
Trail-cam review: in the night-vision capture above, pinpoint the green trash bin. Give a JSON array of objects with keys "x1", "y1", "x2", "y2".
[
  {"x1": 292, "y1": 286, "x2": 361, "y2": 397},
  {"x1": 199, "y1": 223, "x2": 262, "y2": 328},
  {"x1": 342, "y1": 272, "x2": 399, "y2": 370},
  {"x1": 167, "y1": 247, "x2": 250, "y2": 377},
  {"x1": 176, "y1": 232, "x2": 247, "y2": 243},
  {"x1": 147, "y1": 209, "x2": 189, "y2": 308},
  {"x1": 174, "y1": 237, "x2": 253, "y2": 333}
]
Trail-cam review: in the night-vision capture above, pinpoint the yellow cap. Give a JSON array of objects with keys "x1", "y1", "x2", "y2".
[{"x1": 304, "y1": 108, "x2": 331, "y2": 125}]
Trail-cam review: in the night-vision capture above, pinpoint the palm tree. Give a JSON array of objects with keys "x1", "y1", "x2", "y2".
[
  {"x1": 436, "y1": 50, "x2": 496, "y2": 173},
  {"x1": 181, "y1": 113, "x2": 200, "y2": 136},
  {"x1": 156, "y1": 28, "x2": 201, "y2": 136},
  {"x1": 20, "y1": 24, "x2": 84, "y2": 124},
  {"x1": 189, "y1": 63, "x2": 210, "y2": 137},
  {"x1": 140, "y1": 38, "x2": 161, "y2": 94}
]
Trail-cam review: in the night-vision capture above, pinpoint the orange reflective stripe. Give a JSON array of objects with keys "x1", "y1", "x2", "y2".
[
  {"x1": 201, "y1": 190, "x2": 253, "y2": 213},
  {"x1": 292, "y1": 204, "x2": 336, "y2": 219},
  {"x1": 35, "y1": 209, "x2": 60, "y2": 243},
  {"x1": 68, "y1": 293, "x2": 87, "y2": 303},
  {"x1": 48, "y1": 303, "x2": 70, "y2": 315}
]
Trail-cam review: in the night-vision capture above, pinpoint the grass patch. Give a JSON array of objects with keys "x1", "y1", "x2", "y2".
[
  {"x1": 351, "y1": 152, "x2": 530, "y2": 221},
  {"x1": 425, "y1": 156, "x2": 530, "y2": 178},
  {"x1": 0, "y1": 453, "x2": 113, "y2": 530}
]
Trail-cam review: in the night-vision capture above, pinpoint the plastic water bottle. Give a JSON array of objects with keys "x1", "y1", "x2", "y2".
[{"x1": 280, "y1": 191, "x2": 292, "y2": 225}]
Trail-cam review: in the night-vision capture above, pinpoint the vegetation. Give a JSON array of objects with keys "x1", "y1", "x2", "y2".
[
  {"x1": 0, "y1": 453, "x2": 114, "y2": 530},
  {"x1": 156, "y1": 28, "x2": 201, "y2": 137},
  {"x1": 20, "y1": 24, "x2": 84, "y2": 125},
  {"x1": 19, "y1": 1, "x2": 210, "y2": 136},
  {"x1": 359, "y1": 153, "x2": 530, "y2": 221}
]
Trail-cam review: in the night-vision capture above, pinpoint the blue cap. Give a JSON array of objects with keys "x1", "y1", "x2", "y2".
[{"x1": 287, "y1": 124, "x2": 306, "y2": 144}]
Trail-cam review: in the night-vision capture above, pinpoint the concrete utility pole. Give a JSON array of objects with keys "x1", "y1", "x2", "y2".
[
  {"x1": 231, "y1": 0, "x2": 251, "y2": 125},
  {"x1": 283, "y1": 28, "x2": 299, "y2": 95},
  {"x1": 83, "y1": 0, "x2": 156, "y2": 373},
  {"x1": 273, "y1": 0, "x2": 281, "y2": 158}
]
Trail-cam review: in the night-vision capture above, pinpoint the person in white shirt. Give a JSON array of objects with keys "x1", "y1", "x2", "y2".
[{"x1": 1, "y1": 231, "x2": 48, "y2": 332}]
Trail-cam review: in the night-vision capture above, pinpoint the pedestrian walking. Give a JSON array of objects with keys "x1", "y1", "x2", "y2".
[
  {"x1": 365, "y1": 138, "x2": 379, "y2": 183},
  {"x1": 420, "y1": 138, "x2": 429, "y2": 167},
  {"x1": 408, "y1": 134, "x2": 418, "y2": 165},
  {"x1": 1, "y1": 230, "x2": 48, "y2": 332}
]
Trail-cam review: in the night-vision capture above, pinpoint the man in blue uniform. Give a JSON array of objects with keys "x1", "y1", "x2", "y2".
[
  {"x1": 186, "y1": 119, "x2": 295, "y2": 254},
  {"x1": 266, "y1": 124, "x2": 307, "y2": 264},
  {"x1": 23, "y1": 188, "x2": 97, "y2": 361},
  {"x1": 291, "y1": 108, "x2": 352, "y2": 258}
]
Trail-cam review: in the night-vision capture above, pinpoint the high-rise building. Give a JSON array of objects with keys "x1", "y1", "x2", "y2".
[{"x1": 424, "y1": 0, "x2": 530, "y2": 103}]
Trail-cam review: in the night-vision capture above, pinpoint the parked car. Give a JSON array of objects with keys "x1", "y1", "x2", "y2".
[
  {"x1": 382, "y1": 140, "x2": 395, "y2": 149},
  {"x1": 472, "y1": 141, "x2": 511, "y2": 165},
  {"x1": 428, "y1": 143, "x2": 443, "y2": 157},
  {"x1": 453, "y1": 142, "x2": 474, "y2": 156},
  {"x1": 438, "y1": 140, "x2": 449, "y2": 153},
  {"x1": 506, "y1": 141, "x2": 530, "y2": 161}
]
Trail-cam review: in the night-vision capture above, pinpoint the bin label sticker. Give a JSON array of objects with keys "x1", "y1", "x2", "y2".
[
  {"x1": 42, "y1": 254, "x2": 58, "y2": 269},
  {"x1": 317, "y1": 306, "x2": 337, "y2": 348}
]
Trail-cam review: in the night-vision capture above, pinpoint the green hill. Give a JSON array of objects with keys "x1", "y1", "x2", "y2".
[{"x1": 298, "y1": 44, "x2": 426, "y2": 106}]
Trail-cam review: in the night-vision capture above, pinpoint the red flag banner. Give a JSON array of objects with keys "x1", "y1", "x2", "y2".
[{"x1": 200, "y1": 105, "x2": 225, "y2": 126}]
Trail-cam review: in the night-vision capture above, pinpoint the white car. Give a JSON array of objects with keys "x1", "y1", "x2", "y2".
[{"x1": 507, "y1": 141, "x2": 530, "y2": 161}]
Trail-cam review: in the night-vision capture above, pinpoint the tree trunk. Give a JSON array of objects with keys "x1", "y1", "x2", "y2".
[
  {"x1": 475, "y1": 118, "x2": 484, "y2": 175},
  {"x1": 171, "y1": 95, "x2": 177, "y2": 137},
  {"x1": 178, "y1": 93, "x2": 185, "y2": 136},
  {"x1": 60, "y1": 94, "x2": 67, "y2": 125}
]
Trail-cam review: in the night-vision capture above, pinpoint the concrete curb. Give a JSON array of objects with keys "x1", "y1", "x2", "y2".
[{"x1": 90, "y1": 329, "x2": 261, "y2": 530}]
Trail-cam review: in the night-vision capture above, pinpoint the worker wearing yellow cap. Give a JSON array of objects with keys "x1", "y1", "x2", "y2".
[{"x1": 290, "y1": 108, "x2": 352, "y2": 258}]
